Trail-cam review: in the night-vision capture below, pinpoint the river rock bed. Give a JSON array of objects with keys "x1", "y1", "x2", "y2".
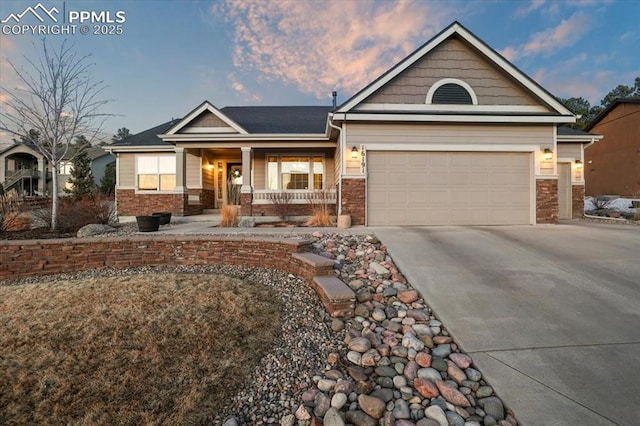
[{"x1": 277, "y1": 232, "x2": 518, "y2": 426}]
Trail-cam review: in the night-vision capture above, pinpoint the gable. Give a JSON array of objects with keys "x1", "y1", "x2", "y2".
[
  {"x1": 362, "y1": 37, "x2": 542, "y2": 108},
  {"x1": 178, "y1": 111, "x2": 239, "y2": 134},
  {"x1": 335, "y1": 21, "x2": 574, "y2": 122},
  {"x1": 164, "y1": 101, "x2": 248, "y2": 136}
]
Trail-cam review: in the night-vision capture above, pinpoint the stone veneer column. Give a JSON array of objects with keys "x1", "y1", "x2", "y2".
[
  {"x1": 536, "y1": 179, "x2": 559, "y2": 224},
  {"x1": 240, "y1": 147, "x2": 253, "y2": 216},
  {"x1": 572, "y1": 184, "x2": 585, "y2": 219},
  {"x1": 341, "y1": 178, "x2": 365, "y2": 225}
]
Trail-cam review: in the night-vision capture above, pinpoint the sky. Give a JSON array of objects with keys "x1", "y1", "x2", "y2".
[{"x1": 0, "y1": 0, "x2": 638, "y2": 148}]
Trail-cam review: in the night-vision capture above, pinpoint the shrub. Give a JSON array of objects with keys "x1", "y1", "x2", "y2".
[
  {"x1": 268, "y1": 192, "x2": 292, "y2": 222},
  {"x1": 31, "y1": 194, "x2": 115, "y2": 233},
  {"x1": 0, "y1": 189, "x2": 25, "y2": 232},
  {"x1": 220, "y1": 204, "x2": 238, "y2": 227},
  {"x1": 305, "y1": 189, "x2": 334, "y2": 227}
]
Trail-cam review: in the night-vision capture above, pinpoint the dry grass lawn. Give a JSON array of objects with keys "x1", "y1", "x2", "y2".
[{"x1": 0, "y1": 273, "x2": 282, "y2": 425}]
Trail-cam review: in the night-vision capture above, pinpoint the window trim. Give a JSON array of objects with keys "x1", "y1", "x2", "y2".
[
  {"x1": 135, "y1": 154, "x2": 177, "y2": 193},
  {"x1": 426, "y1": 78, "x2": 478, "y2": 105},
  {"x1": 265, "y1": 153, "x2": 326, "y2": 191}
]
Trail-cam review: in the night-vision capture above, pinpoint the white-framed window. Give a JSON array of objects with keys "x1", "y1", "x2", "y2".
[
  {"x1": 136, "y1": 155, "x2": 176, "y2": 191},
  {"x1": 59, "y1": 161, "x2": 73, "y2": 175},
  {"x1": 266, "y1": 154, "x2": 324, "y2": 190}
]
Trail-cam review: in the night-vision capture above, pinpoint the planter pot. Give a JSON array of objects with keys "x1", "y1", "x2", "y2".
[
  {"x1": 337, "y1": 214, "x2": 351, "y2": 229},
  {"x1": 152, "y1": 211, "x2": 172, "y2": 225},
  {"x1": 136, "y1": 215, "x2": 160, "y2": 232}
]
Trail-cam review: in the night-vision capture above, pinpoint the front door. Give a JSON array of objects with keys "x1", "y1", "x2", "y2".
[{"x1": 227, "y1": 164, "x2": 242, "y2": 205}]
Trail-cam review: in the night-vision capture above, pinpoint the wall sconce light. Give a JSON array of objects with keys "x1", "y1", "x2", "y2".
[
  {"x1": 206, "y1": 163, "x2": 214, "y2": 171},
  {"x1": 575, "y1": 160, "x2": 583, "y2": 168},
  {"x1": 351, "y1": 146, "x2": 358, "y2": 159},
  {"x1": 543, "y1": 148, "x2": 553, "y2": 161}
]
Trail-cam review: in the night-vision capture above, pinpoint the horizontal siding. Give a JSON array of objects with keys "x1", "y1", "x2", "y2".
[
  {"x1": 119, "y1": 153, "x2": 135, "y2": 187},
  {"x1": 346, "y1": 123, "x2": 553, "y2": 147},
  {"x1": 186, "y1": 149, "x2": 201, "y2": 187},
  {"x1": 558, "y1": 143, "x2": 582, "y2": 160},
  {"x1": 202, "y1": 151, "x2": 214, "y2": 189},
  {"x1": 254, "y1": 151, "x2": 266, "y2": 190},
  {"x1": 364, "y1": 37, "x2": 543, "y2": 107}
]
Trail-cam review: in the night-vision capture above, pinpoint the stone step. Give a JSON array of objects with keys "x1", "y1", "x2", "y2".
[
  {"x1": 312, "y1": 275, "x2": 355, "y2": 318},
  {"x1": 291, "y1": 252, "x2": 335, "y2": 277}
]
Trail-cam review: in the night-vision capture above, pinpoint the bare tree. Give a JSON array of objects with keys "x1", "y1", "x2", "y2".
[{"x1": 0, "y1": 38, "x2": 113, "y2": 230}]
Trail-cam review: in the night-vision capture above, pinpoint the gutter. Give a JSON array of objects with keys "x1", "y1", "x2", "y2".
[{"x1": 327, "y1": 113, "x2": 343, "y2": 215}]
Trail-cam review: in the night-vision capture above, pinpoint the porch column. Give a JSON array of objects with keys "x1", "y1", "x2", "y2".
[
  {"x1": 240, "y1": 147, "x2": 252, "y2": 216},
  {"x1": 174, "y1": 147, "x2": 186, "y2": 192},
  {"x1": 240, "y1": 147, "x2": 252, "y2": 193}
]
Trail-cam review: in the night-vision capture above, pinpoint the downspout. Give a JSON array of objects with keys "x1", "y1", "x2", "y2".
[{"x1": 327, "y1": 113, "x2": 343, "y2": 215}]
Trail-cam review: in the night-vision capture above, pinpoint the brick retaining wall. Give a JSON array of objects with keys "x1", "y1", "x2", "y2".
[{"x1": 0, "y1": 237, "x2": 314, "y2": 280}]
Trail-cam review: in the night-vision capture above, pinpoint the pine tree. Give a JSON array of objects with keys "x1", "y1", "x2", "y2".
[
  {"x1": 65, "y1": 148, "x2": 95, "y2": 198},
  {"x1": 100, "y1": 163, "x2": 116, "y2": 195}
]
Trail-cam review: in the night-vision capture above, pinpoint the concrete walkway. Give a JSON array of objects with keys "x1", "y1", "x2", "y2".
[{"x1": 374, "y1": 222, "x2": 640, "y2": 426}]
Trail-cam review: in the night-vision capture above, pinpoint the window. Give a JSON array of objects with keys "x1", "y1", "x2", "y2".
[
  {"x1": 137, "y1": 155, "x2": 176, "y2": 191},
  {"x1": 59, "y1": 162, "x2": 72, "y2": 175},
  {"x1": 267, "y1": 155, "x2": 324, "y2": 190}
]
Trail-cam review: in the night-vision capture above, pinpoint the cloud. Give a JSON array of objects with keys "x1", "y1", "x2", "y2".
[
  {"x1": 523, "y1": 12, "x2": 590, "y2": 56},
  {"x1": 620, "y1": 31, "x2": 636, "y2": 41},
  {"x1": 228, "y1": 73, "x2": 261, "y2": 102},
  {"x1": 515, "y1": 0, "x2": 546, "y2": 17},
  {"x1": 500, "y1": 12, "x2": 591, "y2": 62},
  {"x1": 211, "y1": 0, "x2": 454, "y2": 100}
]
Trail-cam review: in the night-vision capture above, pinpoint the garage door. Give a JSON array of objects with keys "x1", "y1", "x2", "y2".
[{"x1": 367, "y1": 152, "x2": 531, "y2": 226}]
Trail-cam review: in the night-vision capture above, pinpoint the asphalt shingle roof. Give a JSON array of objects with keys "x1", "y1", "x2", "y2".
[
  {"x1": 108, "y1": 119, "x2": 181, "y2": 147},
  {"x1": 221, "y1": 106, "x2": 332, "y2": 134},
  {"x1": 557, "y1": 126, "x2": 597, "y2": 136}
]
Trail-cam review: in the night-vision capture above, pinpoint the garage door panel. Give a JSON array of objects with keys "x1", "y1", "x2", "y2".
[{"x1": 368, "y1": 152, "x2": 531, "y2": 226}]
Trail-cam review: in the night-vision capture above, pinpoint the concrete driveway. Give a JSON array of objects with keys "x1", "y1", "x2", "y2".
[{"x1": 374, "y1": 222, "x2": 640, "y2": 426}]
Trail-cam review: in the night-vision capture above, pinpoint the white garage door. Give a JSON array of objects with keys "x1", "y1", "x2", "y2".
[{"x1": 367, "y1": 152, "x2": 532, "y2": 226}]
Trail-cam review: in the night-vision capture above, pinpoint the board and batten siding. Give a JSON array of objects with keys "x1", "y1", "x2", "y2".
[
  {"x1": 118, "y1": 153, "x2": 135, "y2": 188},
  {"x1": 363, "y1": 37, "x2": 543, "y2": 107}
]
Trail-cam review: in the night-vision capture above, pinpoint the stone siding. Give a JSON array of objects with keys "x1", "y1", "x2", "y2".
[
  {"x1": 116, "y1": 189, "x2": 187, "y2": 216},
  {"x1": 341, "y1": 178, "x2": 366, "y2": 225},
  {"x1": 572, "y1": 185, "x2": 585, "y2": 219},
  {"x1": 536, "y1": 179, "x2": 559, "y2": 224}
]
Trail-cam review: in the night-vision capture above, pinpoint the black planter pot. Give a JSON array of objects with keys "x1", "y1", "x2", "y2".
[
  {"x1": 136, "y1": 215, "x2": 160, "y2": 232},
  {"x1": 152, "y1": 211, "x2": 172, "y2": 226}
]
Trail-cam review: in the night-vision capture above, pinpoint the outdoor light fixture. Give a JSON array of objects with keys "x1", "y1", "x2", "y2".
[
  {"x1": 575, "y1": 160, "x2": 583, "y2": 168},
  {"x1": 543, "y1": 148, "x2": 553, "y2": 161},
  {"x1": 351, "y1": 146, "x2": 358, "y2": 159},
  {"x1": 206, "y1": 162, "x2": 214, "y2": 171}
]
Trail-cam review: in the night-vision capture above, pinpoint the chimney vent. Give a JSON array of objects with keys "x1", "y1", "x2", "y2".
[{"x1": 332, "y1": 91, "x2": 337, "y2": 110}]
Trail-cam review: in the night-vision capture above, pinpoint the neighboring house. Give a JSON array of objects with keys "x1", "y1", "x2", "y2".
[
  {"x1": 556, "y1": 127, "x2": 603, "y2": 219},
  {"x1": 584, "y1": 97, "x2": 640, "y2": 197},
  {"x1": 0, "y1": 142, "x2": 112, "y2": 196},
  {"x1": 106, "y1": 21, "x2": 580, "y2": 226},
  {"x1": 86, "y1": 146, "x2": 116, "y2": 186}
]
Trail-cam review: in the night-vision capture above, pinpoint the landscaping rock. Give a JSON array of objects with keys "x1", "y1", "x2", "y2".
[
  {"x1": 77, "y1": 223, "x2": 116, "y2": 237},
  {"x1": 238, "y1": 217, "x2": 256, "y2": 227}
]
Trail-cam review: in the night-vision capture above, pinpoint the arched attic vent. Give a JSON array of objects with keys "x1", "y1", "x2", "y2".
[{"x1": 426, "y1": 78, "x2": 478, "y2": 105}]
